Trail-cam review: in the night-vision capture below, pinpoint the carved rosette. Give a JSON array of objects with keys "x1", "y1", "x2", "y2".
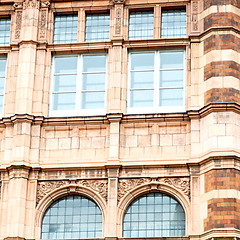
[
  {"x1": 157, "y1": 177, "x2": 190, "y2": 199},
  {"x1": 76, "y1": 179, "x2": 108, "y2": 202},
  {"x1": 118, "y1": 178, "x2": 152, "y2": 203},
  {"x1": 36, "y1": 180, "x2": 69, "y2": 205}
]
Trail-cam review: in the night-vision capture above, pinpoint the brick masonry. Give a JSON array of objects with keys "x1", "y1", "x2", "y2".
[
  {"x1": 204, "y1": 34, "x2": 240, "y2": 54},
  {"x1": 204, "y1": 0, "x2": 240, "y2": 10},
  {"x1": 204, "y1": 198, "x2": 240, "y2": 231},
  {"x1": 204, "y1": 61, "x2": 240, "y2": 81},
  {"x1": 205, "y1": 169, "x2": 240, "y2": 193},
  {"x1": 204, "y1": 88, "x2": 240, "y2": 104},
  {"x1": 204, "y1": 13, "x2": 240, "y2": 31}
]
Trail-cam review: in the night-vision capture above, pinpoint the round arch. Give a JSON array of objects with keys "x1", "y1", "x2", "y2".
[
  {"x1": 117, "y1": 182, "x2": 191, "y2": 237},
  {"x1": 35, "y1": 184, "x2": 107, "y2": 239}
]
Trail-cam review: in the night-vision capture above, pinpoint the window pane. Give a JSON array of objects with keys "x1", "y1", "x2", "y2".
[
  {"x1": 0, "y1": 18, "x2": 10, "y2": 46},
  {"x1": 160, "y1": 52, "x2": 184, "y2": 69},
  {"x1": 123, "y1": 193, "x2": 185, "y2": 237},
  {"x1": 159, "y1": 88, "x2": 183, "y2": 106},
  {"x1": 131, "y1": 53, "x2": 154, "y2": 70},
  {"x1": 160, "y1": 70, "x2": 183, "y2": 88},
  {"x1": 82, "y1": 92, "x2": 105, "y2": 109},
  {"x1": 129, "y1": 11, "x2": 153, "y2": 40},
  {"x1": 41, "y1": 195, "x2": 102, "y2": 239},
  {"x1": 54, "y1": 75, "x2": 76, "y2": 92},
  {"x1": 130, "y1": 90, "x2": 153, "y2": 107},
  {"x1": 131, "y1": 71, "x2": 154, "y2": 89},
  {"x1": 83, "y1": 55, "x2": 106, "y2": 72},
  {"x1": 161, "y1": 9, "x2": 186, "y2": 38},
  {"x1": 53, "y1": 15, "x2": 78, "y2": 43},
  {"x1": 54, "y1": 57, "x2": 78, "y2": 74},
  {"x1": 52, "y1": 93, "x2": 76, "y2": 110},
  {"x1": 85, "y1": 13, "x2": 110, "y2": 42}
]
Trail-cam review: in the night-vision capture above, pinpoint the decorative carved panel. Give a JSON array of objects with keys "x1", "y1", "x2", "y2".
[
  {"x1": 118, "y1": 178, "x2": 152, "y2": 203},
  {"x1": 118, "y1": 177, "x2": 190, "y2": 203},
  {"x1": 36, "y1": 180, "x2": 69, "y2": 205},
  {"x1": 23, "y1": 0, "x2": 40, "y2": 9},
  {"x1": 115, "y1": 7, "x2": 122, "y2": 35},
  {"x1": 39, "y1": 10, "x2": 47, "y2": 39},
  {"x1": 76, "y1": 179, "x2": 108, "y2": 202},
  {"x1": 15, "y1": 11, "x2": 22, "y2": 40},
  {"x1": 191, "y1": 1, "x2": 199, "y2": 32}
]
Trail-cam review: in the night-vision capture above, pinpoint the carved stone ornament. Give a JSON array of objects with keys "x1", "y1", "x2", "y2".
[
  {"x1": 41, "y1": 1, "x2": 50, "y2": 8},
  {"x1": 157, "y1": 178, "x2": 190, "y2": 199},
  {"x1": 13, "y1": 3, "x2": 23, "y2": 9},
  {"x1": 23, "y1": 0, "x2": 40, "y2": 9},
  {"x1": 115, "y1": 7, "x2": 122, "y2": 35},
  {"x1": 76, "y1": 179, "x2": 108, "y2": 202},
  {"x1": 118, "y1": 177, "x2": 190, "y2": 203},
  {"x1": 112, "y1": 0, "x2": 125, "y2": 4},
  {"x1": 191, "y1": 1, "x2": 199, "y2": 31},
  {"x1": 36, "y1": 180, "x2": 69, "y2": 205},
  {"x1": 15, "y1": 11, "x2": 22, "y2": 39},
  {"x1": 39, "y1": 10, "x2": 47, "y2": 39},
  {"x1": 118, "y1": 178, "x2": 152, "y2": 203}
]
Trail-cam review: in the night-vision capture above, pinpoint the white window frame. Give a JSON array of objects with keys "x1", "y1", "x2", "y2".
[
  {"x1": 0, "y1": 56, "x2": 7, "y2": 118},
  {"x1": 49, "y1": 53, "x2": 108, "y2": 117},
  {"x1": 127, "y1": 49, "x2": 186, "y2": 114}
]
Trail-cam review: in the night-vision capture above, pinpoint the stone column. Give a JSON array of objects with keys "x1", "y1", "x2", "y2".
[{"x1": 15, "y1": 0, "x2": 40, "y2": 114}]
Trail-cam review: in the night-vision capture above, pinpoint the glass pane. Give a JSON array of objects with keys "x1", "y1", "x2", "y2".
[
  {"x1": 54, "y1": 75, "x2": 76, "y2": 92},
  {"x1": 130, "y1": 90, "x2": 153, "y2": 107},
  {"x1": 123, "y1": 193, "x2": 185, "y2": 237},
  {"x1": 161, "y1": 9, "x2": 186, "y2": 38},
  {"x1": 41, "y1": 195, "x2": 102, "y2": 239},
  {"x1": 159, "y1": 88, "x2": 183, "y2": 106},
  {"x1": 53, "y1": 15, "x2": 78, "y2": 43},
  {"x1": 0, "y1": 59, "x2": 6, "y2": 76},
  {"x1": 0, "y1": 18, "x2": 11, "y2": 46},
  {"x1": 83, "y1": 55, "x2": 106, "y2": 72},
  {"x1": 131, "y1": 71, "x2": 154, "y2": 89},
  {"x1": 0, "y1": 95, "x2": 3, "y2": 113},
  {"x1": 85, "y1": 13, "x2": 110, "y2": 42},
  {"x1": 160, "y1": 70, "x2": 183, "y2": 87},
  {"x1": 52, "y1": 93, "x2": 76, "y2": 111},
  {"x1": 131, "y1": 53, "x2": 154, "y2": 70},
  {"x1": 160, "y1": 52, "x2": 184, "y2": 69},
  {"x1": 129, "y1": 11, "x2": 153, "y2": 40},
  {"x1": 54, "y1": 57, "x2": 78, "y2": 74},
  {"x1": 82, "y1": 92, "x2": 105, "y2": 109}
]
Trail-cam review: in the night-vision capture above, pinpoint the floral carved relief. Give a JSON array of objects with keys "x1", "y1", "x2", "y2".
[
  {"x1": 36, "y1": 180, "x2": 69, "y2": 205},
  {"x1": 118, "y1": 177, "x2": 190, "y2": 203},
  {"x1": 118, "y1": 178, "x2": 152, "y2": 203},
  {"x1": 76, "y1": 179, "x2": 108, "y2": 202},
  {"x1": 39, "y1": 10, "x2": 47, "y2": 39},
  {"x1": 36, "y1": 179, "x2": 108, "y2": 206},
  {"x1": 157, "y1": 177, "x2": 190, "y2": 199}
]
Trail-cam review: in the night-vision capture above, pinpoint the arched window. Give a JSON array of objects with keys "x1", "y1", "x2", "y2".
[
  {"x1": 123, "y1": 192, "x2": 185, "y2": 237},
  {"x1": 41, "y1": 195, "x2": 102, "y2": 239}
]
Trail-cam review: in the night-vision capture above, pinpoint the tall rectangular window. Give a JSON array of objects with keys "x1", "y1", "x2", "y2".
[
  {"x1": 53, "y1": 15, "x2": 78, "y2": 43},
  {"x1": 0, "y1": 58, "x2": 7, "y2": 116},
  {"x1": 128, "y1": 11, "x2": 154, "y2": 40},
  {"x1": 0, "y1": 18, "x2": 11, "y2": 46},
  {"x1": 50, "y1": 54, "x2": 107, "y2": 117},
  {"x1": 161, "y1": 9, "x2": 186, "y2": 38},
  {"x1": 85, "y1": 13, "x2": 110, "y2": 42},
  {"x1": 128, "y1": 50, "x2": 185, "y2": 113}
]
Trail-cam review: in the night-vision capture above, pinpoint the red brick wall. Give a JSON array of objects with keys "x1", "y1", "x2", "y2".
[
  {"x1": 204, "y1": 88, "x2": 240, "y2": 104},
  {"x1": 204, "y1": 13, "x2": 240, "y2": 31},
  {"x1": 204, "y1": 0, "x2": 240, "y2": 10},
  {"x1": 204, "y1": 198, "x2": 240, "y2": 231},
  {"x1": 205, "y1": 169, "x2": 240, "y2": 193},
  {"x1": 204, "y1": 34, "x2": 240, "y2": 54},
  {"x1": 204, "y1": 61, "x2": 240, "y2": 81}
]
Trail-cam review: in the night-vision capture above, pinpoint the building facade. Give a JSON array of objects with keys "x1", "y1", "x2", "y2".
[{"x1": 0, "y1": 0, "x2": 239, "y2": 239}]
